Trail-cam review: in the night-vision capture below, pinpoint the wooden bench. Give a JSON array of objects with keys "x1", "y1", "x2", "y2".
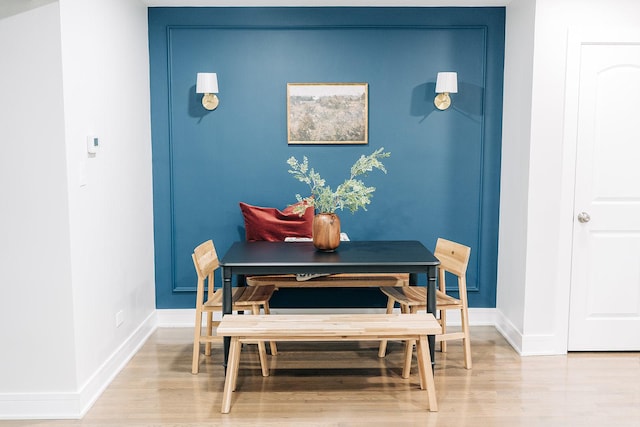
[
  {"x1": 246, "y1": 273, "x2": 410, "y2": 288},
  {"x1": 217, "y1": 313, "x2": 441, "y2": 414}
]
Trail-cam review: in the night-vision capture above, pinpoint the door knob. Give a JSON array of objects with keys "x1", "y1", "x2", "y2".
[{"x1": 577, "y1": 212, "x2": 591, "y2": 223}]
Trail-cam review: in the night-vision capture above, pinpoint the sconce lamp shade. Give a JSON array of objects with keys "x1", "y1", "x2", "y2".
[
  {"x1": 435, "y1": 72, "x2": 458, "y2": 94},
  {"x1": 196, "y1": 72, "x2": 219, "y2": 110},
  {"x1": 196, "y1": 73, "x2": 219, "y2": 94}
]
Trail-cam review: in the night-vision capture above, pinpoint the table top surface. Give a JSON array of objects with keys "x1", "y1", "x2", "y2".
[{"x1": 220, "y1": 240, "x2": 439, "y2": 274}]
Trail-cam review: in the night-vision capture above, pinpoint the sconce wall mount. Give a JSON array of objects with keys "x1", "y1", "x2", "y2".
[
  {"x1": 196, "y1": 72, "x2": 219, "y2": 111},
  {"x1": 434, "y1": 72, "x2": 458, "y2": 110}
]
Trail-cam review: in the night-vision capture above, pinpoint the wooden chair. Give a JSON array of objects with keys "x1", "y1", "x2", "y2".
[
  {"x1": 191, "y1": 239, "x2": 277, "y2": 375},
  {"x1": 378, "y1": 238, "x2": 472, "y2": 372}
]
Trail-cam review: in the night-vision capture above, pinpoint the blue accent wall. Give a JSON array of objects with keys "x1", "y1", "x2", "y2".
[{"x1": 149, "y1": 7, "x2": 504, "y2": 309}]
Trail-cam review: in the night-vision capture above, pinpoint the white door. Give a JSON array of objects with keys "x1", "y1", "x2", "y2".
[{"x1": 568, "y1": 42, "x2": 640, "y2": 350}]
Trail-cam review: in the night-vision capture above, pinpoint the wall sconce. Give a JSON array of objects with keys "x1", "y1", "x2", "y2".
[
  {"x1": 434, "y1": 72, "x2": 458, "y2": 110},
  {"x1": 196, "y1": 72, "x2": 219, "y2": 110}
]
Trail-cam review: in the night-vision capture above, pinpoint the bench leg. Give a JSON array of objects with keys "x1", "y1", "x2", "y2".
[
  {"x1": 250, "y1": 305, "x2": 270, "y2": 377},
  {"x1": 416, "y1": 335, "x2": 438, "y2": 412},
  {"x1": 221, "y1": 337, "x2": 241, "y2": 414},
  {"x1": 401, "y1": 305, "x2": 416, "y2": 380},
  {"x1": 263, "y1": 302, "x2": 278, "y2": 356}
]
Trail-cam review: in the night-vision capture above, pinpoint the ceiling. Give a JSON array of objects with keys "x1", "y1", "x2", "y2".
[
  {"x1": 0, "y1": 0, "x2": 510, "y2": 19},
  {"x1": 0, "y1": 0, "x2": 55, "y2": 19},
  {"x1": 143, "y1": 0, "x2": 510, "y2": 5}
]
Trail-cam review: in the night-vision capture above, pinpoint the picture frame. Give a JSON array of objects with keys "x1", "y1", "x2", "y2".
[{"x1": 287, "y1": 83, "x2": 368, "y2": 145}]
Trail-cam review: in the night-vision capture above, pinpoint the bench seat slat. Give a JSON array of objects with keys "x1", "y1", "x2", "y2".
[{"x1": 217, "y1": 313, "x2": 441, "y2": 338}]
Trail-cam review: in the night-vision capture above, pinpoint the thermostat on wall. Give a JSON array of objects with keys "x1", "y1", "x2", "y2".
[{"x1": 87, "y1": 135, "x2": 99, "y2": 154}]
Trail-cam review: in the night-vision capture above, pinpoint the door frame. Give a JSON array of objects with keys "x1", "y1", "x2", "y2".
[{"x1": 558, "y1": 27, "x2": 640, "y2": 352}]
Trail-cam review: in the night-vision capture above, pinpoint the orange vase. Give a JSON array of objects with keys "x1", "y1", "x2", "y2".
[{"x1": 312, "y1": 213, "x2": 341, "y2": 251}]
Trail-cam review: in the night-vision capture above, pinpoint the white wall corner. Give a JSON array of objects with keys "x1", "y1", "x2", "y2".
[
  {"x1": 0, "y1": 312, "x2": 157, "y2": 420},
  {"x1": 495, "y1": 309, "x2": 524, "y2": 354},
  {"x1": 76, "y1": 312, "x2": 157, "y2": 417},
  {"x1": 495, "y1": 309, "x2": 568, "y2": 356}
]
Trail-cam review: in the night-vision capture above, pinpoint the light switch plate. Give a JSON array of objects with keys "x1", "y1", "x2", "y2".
[{"x1": 87, "y1": 135, "x2": 99, "y2": 154}]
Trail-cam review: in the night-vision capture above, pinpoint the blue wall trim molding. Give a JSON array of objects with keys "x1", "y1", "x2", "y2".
[{"x1": 149, "y1": 7, "x2": 505, "y2": 309}]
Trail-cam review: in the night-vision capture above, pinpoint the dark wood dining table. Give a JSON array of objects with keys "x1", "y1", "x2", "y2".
[{"x1": 219, "y1": 240, "x2": 440, "y2": 367}]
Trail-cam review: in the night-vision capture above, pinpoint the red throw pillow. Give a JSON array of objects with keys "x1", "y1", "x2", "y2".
[{"x1": 239, "y1": 202, "x2": 314, "y2": 242}]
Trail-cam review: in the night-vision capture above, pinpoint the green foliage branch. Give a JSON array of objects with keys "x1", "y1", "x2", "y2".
[{"x1": 287, "y1": 148, "x2": 391, "y2": 215}]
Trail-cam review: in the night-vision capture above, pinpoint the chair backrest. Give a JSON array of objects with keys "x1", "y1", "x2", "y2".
[
  {"x1": 434, "y1": 238, "x2": 471, "y2": 293},
  {"x1": 192, "y1": 240, "x2": 220, "y2": 308},
  {"x1": 192, "y1": 239, "x2": 219, "y2": 280}
]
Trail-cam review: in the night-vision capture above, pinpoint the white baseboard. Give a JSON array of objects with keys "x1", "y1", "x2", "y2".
[
  {"x1": 76, "y1": 312, "x2": 157, "y2": 417},
  {"x1": 0, "y1": 312, "x2": 156, "y2": 420},
  {"x1": 156, "y1": 307, "x2": 497, "y2": 328},
  {"x1": 495, "y1": 309, "x2": 524, "y2": 354},
  {"x1": 494, "y1": 310, "x2": 564, "y2": 356}
]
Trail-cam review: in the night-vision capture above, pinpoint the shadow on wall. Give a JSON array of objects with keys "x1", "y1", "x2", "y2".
[
  {"x1": 411, "y1": 81, "x2": 485, "y2": 123},
  {"x1": 188, "y1": 85, "x2": 211, "y2": 122}
]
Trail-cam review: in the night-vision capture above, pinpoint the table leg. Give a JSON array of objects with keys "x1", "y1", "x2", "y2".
[
  {"x1": 426, "y1": 265, "x2": 437, "y2": 370},
  {"x1": 221, "y1": 266, "x2": 233, "y2": 368}
]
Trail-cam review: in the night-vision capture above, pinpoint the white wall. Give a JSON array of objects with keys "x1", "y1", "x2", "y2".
[
  {"x1": 58, "y1": 0, "x2": 156, "y2": 394},
  {"x1": 0, "y1": 2, "x2": 77, "y2": 398},
  {"x1": 497, "y1": 0, "x2": 640, "y2": 355},
  {"x1": 0, "y1": 0, "x2": 156, "y2": 419},
  {"x1": 58, "y1": 0, "x2": 157, "y2": 415},
  {"x1": 495, "y1": 0, "x2": 535, "y2": 350}
]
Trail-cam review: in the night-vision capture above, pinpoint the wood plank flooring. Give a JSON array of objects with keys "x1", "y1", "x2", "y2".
[{"x1": 3, "y1": 326, "x2": 639, "y2": 426}]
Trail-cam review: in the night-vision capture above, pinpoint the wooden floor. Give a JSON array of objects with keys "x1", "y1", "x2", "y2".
[{"x1": 5, "y1": 326, "x2": 639, "y2": 426}]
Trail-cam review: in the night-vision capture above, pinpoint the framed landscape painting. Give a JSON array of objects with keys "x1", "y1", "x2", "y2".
[{"x1": 287, "y1": 83, "x2": 368, "y2": 144}]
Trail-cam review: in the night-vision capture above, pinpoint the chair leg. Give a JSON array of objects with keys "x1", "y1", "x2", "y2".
[
  {"x1": 192, "y1": 308, "x2": 203, "y2": 374},
  {"x1": 460, "y1": 306, "x2": 472, "y2": 369},
  {"x1": 263, "y1": 302, "x2": 278, "y2": 356},
  {"x1": 440, "y1": 308, "x2": 448, "y2": 353},
  {"x1": 378, "y1": 297, "x2": 395, "y2": 358},
  {"x1": 205, "y1": 311, "x2": 214, "y2": 356}
]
